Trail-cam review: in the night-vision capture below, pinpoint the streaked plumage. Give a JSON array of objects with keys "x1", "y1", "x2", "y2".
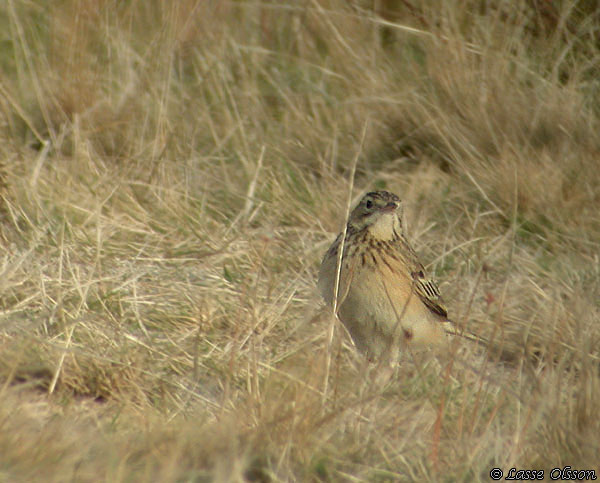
[{"x1": 318, "y1": 190, "x2": 477, "y2": 360}]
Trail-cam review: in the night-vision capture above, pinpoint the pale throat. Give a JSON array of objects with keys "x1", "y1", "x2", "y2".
[{"x1": 367, "y1": 212, "x2": 401, "y2": 241}]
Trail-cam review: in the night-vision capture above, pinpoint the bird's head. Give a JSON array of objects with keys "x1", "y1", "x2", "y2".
[{"x1": 348, "y1": 191, "x2": 402, "y2": 239}]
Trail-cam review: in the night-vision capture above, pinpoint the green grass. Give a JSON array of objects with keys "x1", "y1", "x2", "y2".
[{"x1": 1, "y1": 0, "x2": 599, "y2": 481}]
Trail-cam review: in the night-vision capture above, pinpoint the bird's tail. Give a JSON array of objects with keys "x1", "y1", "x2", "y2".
[{"x1": 442, "y1": 320, "x2": 488, "y2": 347}]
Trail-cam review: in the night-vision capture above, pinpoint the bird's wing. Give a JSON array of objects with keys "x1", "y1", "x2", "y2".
[
  {"x1": 397, "y1": 236, "x2": 448, "y2": 318},
  {"x1": 411, "y1": 268, "x2": 448, "y2": 318},
  {"x1": 398, "y1": 236, "x2": 488, "y2": 345}
]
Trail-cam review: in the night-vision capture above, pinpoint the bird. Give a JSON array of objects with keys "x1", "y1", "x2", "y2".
[{"x1": 318, "y1": 190, "x2": 483, "y2": 362}]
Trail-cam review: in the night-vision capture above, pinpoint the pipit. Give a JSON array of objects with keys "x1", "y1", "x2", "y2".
[{"x1": 318, "y1": 190, "x2": 481, "y2": 361}]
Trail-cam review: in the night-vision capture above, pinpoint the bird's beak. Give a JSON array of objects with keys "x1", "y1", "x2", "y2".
[{"x1": 379, "y1": 202, "x2": 398, "y2": 213}]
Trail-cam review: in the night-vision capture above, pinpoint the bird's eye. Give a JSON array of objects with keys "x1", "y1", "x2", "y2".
[{"x1": 365, "y1": 200, "x2": 373, "y2": 209}]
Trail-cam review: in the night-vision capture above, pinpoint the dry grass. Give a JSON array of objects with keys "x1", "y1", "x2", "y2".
[{"x1": 1, "y1": 0, "x2": 599, "y2": 481}]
